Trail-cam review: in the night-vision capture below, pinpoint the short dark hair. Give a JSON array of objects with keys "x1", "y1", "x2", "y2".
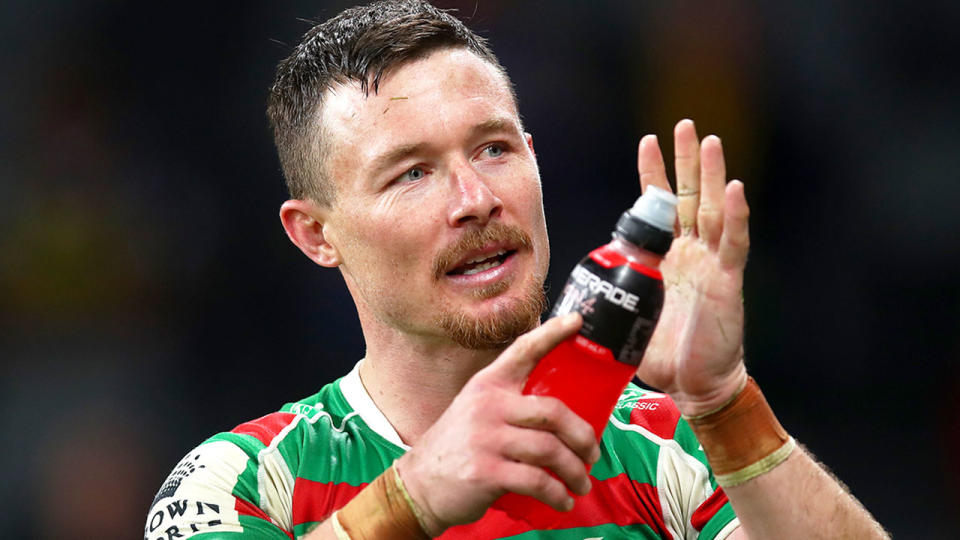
[{"x1": 267, "y1": 0, "x2": 513, "y2": 205}]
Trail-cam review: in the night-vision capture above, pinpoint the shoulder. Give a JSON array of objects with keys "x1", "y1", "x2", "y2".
[
  {"x1": 145, "y1": 436, "x2": 280, "y2": 538},
  {"x1": 225, "y1": 377, "x2": 358, "y2": 470},
  {"x1": 278, "y1": 377, "x2": 357, "y2": 430},
  {"x1": 145, "y1": 379, "x2": 356, "y2": 539}
]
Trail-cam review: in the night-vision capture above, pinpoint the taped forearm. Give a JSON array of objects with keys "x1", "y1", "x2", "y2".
[
  {"x1": 685, "y1": 377, "x2": 794, "y2": 487},
  {"x1": 331, "y1": 463, "x2": 431, "y2": 540},
  {"x1": 686, "y1": 377, "x2": 888, "y2": 538}
]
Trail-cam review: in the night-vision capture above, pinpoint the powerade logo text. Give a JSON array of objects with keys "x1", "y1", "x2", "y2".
[{"x1": 565, "y1": 264, "x2": 641, "y2": 312}]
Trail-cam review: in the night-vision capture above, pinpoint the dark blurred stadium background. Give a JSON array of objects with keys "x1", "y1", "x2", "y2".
[{"x1": 1, "y1": 1, "x2": 958, "y2": 538}]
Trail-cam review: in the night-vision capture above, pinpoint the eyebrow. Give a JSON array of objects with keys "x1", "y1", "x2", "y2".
[
  {"x1": 367, "y1": 117, "x2": 520, "y2": 177},
  {"x1": 468, "y1": 117, "x2": 519, "y2": 138}
]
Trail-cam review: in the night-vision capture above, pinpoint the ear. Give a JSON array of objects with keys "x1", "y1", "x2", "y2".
[
  {"x1": 279, "y1": 199, "x2": 341, "y2": 268},
  {"x1": 524, "y1": 132, "x2": 536, "y2": 157}
]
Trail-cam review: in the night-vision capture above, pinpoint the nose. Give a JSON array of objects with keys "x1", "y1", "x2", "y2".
[{"x1": 447, "y1": 161, "x2": 503, "y2": 227}]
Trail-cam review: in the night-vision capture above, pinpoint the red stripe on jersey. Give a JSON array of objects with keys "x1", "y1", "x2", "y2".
[
  {"x1": 290, "y1": 474, "x2": 669, "y2": 536},
  {"x1": 230, "y1": 412, "x2": 297, "y2": 446},
  {"x1": 629, "y1": 394, "x2": 681, "y2": 440},
  {"x1": 235, "y1": 497, "x2": 271, "y2": 521},
  {"x1": 291, "y1": 478, "x2": 368, "y2": 526},
  {"x1": 690, "y1": 486, "x2": 729, "y2": 531},
  {"x1": 234, "y1": 498, "x2": 294, "y2": 539},
  {"x1": 440, "y1": 474, "x2": 669, "y2": 538}
]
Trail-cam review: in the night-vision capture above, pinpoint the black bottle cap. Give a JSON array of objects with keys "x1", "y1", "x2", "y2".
[{"x1": 614, "y1": 211, "x2": 674, "y2": 255}]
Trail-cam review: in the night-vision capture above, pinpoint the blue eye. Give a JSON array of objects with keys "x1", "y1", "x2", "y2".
[
  {"x1": 400, "y1": 167, "x2": 425, "y2": 182},
  {"x1": 485, "y1": 144, "x2": 504, "y2": 158}
]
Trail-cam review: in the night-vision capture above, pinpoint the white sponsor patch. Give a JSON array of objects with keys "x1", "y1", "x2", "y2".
[{"x1": 144, "y1": 441, "x2": 248, "y2": 539}]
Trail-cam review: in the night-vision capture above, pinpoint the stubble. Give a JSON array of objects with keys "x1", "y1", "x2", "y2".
[{"x1": 432, "y1": 223, "x2": 548, "y2": 349}]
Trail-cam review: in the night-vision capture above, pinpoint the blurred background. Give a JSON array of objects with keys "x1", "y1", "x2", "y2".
[{"x1": 1, "y1": 1, "x2": 958, "y2": 538}]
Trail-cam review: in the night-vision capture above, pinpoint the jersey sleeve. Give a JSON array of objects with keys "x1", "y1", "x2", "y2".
[
  {"x1": 145, "y1": 412, "x2": 304, "y2": 540},
  {"x1": 610, "y1": 386, "x2": 740, "y2": 540}
]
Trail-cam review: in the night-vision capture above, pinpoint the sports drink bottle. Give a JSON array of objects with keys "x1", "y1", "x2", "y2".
[{"x1": 493, "y1": 186, "x2": 677, "y2": 523}]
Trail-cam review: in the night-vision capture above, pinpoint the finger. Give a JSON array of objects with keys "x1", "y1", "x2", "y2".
[
  {"x1": 505, "y1": 394, "x2": 600, "y2": 465},
  {"x1": 479, "y1": 313, "x2": 582, "y2": 387},
  {"x1": 674, "y1": 119, "x2": 700, "y2": 237},
  {"x1": 719, "y1": 180, "x2": 750, "y2": 271},
  {"x1": 698, "y1": 135, "x2": 726, "y2": 250},
  {"x1": 637, "y1": 135, "x2": 672, "y2": 194},
  {"x1": 500, "y1": 427, "x2": 593, "y2": 496},
  {"x1": 496, "y1": 461, "x2": 575, "y2": 512}
]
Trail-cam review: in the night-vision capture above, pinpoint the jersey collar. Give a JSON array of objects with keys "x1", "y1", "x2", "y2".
[{"x1": 339, "y1": 360, "x2": 411, "y2": 450}]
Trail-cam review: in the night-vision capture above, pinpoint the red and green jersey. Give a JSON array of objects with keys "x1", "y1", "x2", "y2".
[{"x1": 145, "y1": 363, "x2": 739, "y2": 539}]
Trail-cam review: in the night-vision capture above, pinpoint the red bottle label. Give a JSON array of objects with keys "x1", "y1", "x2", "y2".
[
  {"x1": 550, "y1": 249, "x2": 664, "y2": 366},
  {"x1": 495, "y1": 244, "x2": 666, "y2": 524}
]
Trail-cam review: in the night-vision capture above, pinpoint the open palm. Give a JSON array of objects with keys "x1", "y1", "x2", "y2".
[{"x1": 634, "y1": 120, "x2": 750, "y2": 416}]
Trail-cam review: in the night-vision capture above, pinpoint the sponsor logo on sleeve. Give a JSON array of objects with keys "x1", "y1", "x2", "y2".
[
  {"x1": 152, "y1": 452, "x2": 205, "y2": 504},
  {"x1": 145, "y1": 499, "x2": 226, "y2": 539},
  {"x1": 145, "y1": 441, "x2": 247, "y2": 539}
]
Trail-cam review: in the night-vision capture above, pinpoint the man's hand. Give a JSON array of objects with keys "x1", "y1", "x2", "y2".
[
  {"x1": 634, "y1": 119, "x2": 750, "y2": 417},
  {"x1": 397, "y1": 313, "x2": 600, "y2": 536}
]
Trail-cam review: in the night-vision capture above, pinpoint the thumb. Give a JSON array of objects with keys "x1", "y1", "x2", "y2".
[{"x1": 478, "y1": 312, "x2": 582, "y2": 389}]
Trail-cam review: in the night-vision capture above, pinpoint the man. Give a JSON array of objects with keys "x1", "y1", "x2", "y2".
[{"x1": 145, "y1": 1, "x2": 887, "y2": 538}]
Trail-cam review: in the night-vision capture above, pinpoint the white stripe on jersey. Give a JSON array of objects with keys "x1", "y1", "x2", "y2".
[
  {"x1": 715, "y1": 518, "x2": 742, "y2": 540},
  {"x1": 255, "y1": 404, "x2": 360, "y2": 533},
  {"x1": 608, "y1": 416, "x2": 740, "y2": 539},
  {"x1": 145, "y1": 441, "x2": 246, "y2": 539}
]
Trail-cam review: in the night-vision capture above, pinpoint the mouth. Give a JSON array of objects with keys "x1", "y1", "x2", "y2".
[
  {"x1": 431, "y1": 222, "x2": 534, "y2": 285},
  {"x1": 446, "y1": 249, "x2": 516, "y2": 277}
]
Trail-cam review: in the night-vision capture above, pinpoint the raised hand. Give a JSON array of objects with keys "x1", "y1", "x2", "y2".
[
  {"x1": 397, "y1": 313, "x2": 600, "y2": 536},
  {"x1": 634, "y1": 119, "x2": 750, "y2": 417}
]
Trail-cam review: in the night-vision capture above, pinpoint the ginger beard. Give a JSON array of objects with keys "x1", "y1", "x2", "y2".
[{"x1": 431, "y1": 222, "x2": 547, "y2": 350}]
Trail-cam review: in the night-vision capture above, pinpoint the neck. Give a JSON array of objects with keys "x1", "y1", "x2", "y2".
[{"x1": 358, "y1": 328, "x2": 503, "y2": 445}]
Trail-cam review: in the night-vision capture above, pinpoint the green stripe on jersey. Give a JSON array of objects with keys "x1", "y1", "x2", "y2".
[
  {"x1": 278, "y1": 377, "x2": 403, "y2": 487},
  {"x1": 149, "y1": 373, "x2": 737, "y2": 538},
  {"x1": 700, "y1": 504, "x2": 738, "y2": 540},
  {"x1": 184, "y1": 515, "x2": 292, "y2": 539},
  {"x1": 204, "y1": 432, "x2": 268, "y2": 508},
  {"x1": 592, "y1": 383, "x2": 667, "y2": 485}
]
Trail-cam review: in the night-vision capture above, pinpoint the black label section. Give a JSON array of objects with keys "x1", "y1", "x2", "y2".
[{"x1": 550, "y1": 257, "x2": 664, "y2": 366}]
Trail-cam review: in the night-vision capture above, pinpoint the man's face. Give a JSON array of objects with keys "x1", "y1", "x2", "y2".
[{"x1": 319, "y1": 48, "x2": 550, "y2": 349}]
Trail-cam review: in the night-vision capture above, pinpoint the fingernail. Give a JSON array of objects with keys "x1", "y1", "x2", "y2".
[
  {"x1": 590, "y1": 446, "x2": 601, "y2": 464},
  {"x1": 581, "y1": 478, "x2": 593, "y2": 495},
  {"x1": 564, "y1": 496, "x2": 575, "y2": 511}
]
